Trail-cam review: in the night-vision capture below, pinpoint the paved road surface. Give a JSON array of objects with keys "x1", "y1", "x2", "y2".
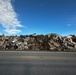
[{"x1": 0, "y1": 51, "x2": 76, "y2": 75}]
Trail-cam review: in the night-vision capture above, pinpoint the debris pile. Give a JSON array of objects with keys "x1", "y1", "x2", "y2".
[{"x1": 0, "y1": 34, "x2": 76, "y2": 51}]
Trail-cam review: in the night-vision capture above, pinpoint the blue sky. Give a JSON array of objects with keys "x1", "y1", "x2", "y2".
[{"x1": 0, "y1": 0, "x2": 76, "y2": 35}]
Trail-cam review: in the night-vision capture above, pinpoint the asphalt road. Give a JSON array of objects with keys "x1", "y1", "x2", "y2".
[{"x1": 0, "y1": 51, "x2": 76, "y2": 75}]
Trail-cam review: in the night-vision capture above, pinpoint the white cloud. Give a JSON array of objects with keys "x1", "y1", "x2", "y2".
[
  {"x1": 4, "y1": 29, "x2": 21, "y2": 34},
  {"x1": 0, "y1": 0, "x2": 22, "y2": 34},
  {"x1": 66, "y1": 24, "x2": 72, "y2": 27}
]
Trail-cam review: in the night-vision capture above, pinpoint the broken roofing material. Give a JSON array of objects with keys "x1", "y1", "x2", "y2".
[{"x1": 0, "y1": 34, "x2": 76, "y2": 51}]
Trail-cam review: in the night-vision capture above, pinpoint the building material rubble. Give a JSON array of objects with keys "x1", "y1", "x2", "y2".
[{"x1": 0, "y1": 34, "x2": 76, "y2": 51}]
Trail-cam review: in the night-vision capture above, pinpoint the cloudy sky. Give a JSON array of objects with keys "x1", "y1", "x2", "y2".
[{"x1": 0, "y1": 0, "x2": 76, "y2": 35}]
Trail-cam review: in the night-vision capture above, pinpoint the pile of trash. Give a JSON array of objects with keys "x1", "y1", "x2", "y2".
[{"x1": 0, "y1": 34, "x2": 76, "y2": 51}]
